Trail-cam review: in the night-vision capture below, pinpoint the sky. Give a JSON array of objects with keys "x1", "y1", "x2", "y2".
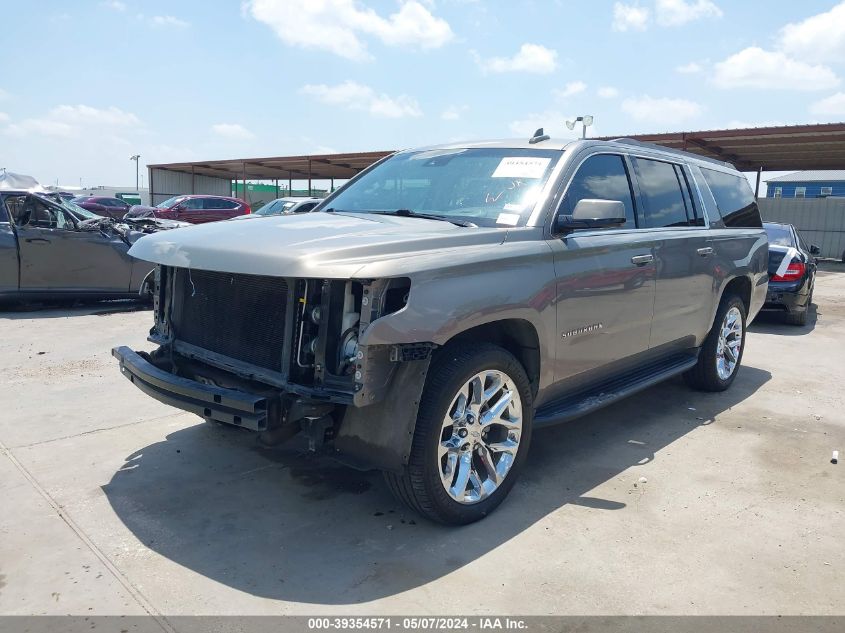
[{"x1": 3, "y1": 0, "x2": 845, "y2": 192}]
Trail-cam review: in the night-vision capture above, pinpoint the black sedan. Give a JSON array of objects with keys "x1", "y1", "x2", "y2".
[
  {"x1": 763, "y1": 222, "x2": 819, "y2": 326},
  {"x1": 1, "y1": 191, "x2": 187, "y2": 304}
]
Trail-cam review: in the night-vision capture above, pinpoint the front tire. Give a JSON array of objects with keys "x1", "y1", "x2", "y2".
[
  {"x1": 684, "y1": 295, "x2": 746, "y2": 392},
  {"x1": 384, "y1": 343, "x2": 533, "y2": 525}
]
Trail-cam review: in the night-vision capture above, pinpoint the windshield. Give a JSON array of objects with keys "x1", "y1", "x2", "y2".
[
  {"x1": 325, "y1": 148, "x2": 562, "y2": 227},
  {"x1": 36, "y1": 194, "x2": 101, "y2": 221},
  {"x1": 764, "y1": 223, "x2": 795, "y2": 247},
  {"x1": 156, "y1": 195, "x2": 186, "y2": 209}
]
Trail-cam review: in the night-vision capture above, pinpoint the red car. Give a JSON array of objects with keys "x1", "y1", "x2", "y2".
[
  {"x1": 126, "y1": 195, "x2": 250, "y2": 224},
  {"x1": 72, "y1": 196, "x2": 132, "y2": 220}
]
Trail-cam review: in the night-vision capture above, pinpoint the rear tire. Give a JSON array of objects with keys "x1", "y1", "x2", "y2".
[
  {"x1": 785, "y1": 308, "x2": 807, "y2": 326},
  {"x1": 684, "y1": 295, "x2": 746, "y2": 392},
  {"x1": 383, "y1": 343, "x2": 533, "y2": 525}
]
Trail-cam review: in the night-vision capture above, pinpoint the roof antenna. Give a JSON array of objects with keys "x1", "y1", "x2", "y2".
[{"x1": 529, "y1": 127, "x2": 550, "y2": 144}]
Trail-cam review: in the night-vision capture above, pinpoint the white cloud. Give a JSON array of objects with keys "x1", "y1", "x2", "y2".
[
  {"x1": 554, "y1": 81, "x2": 587, "y2": 101},
  {"x1": 2, "y1": 104, "x2": 139, "y2": 139},
  {"x1": 810, "y1": 92, "x2": 845, "y2": 117},
  {"x1": 474, "y1": 43, "x2": 558, "y2": 74},
  {"x1": 597, "y1": 86, "x2": 619, "y2": 98},
  {"x1": 300, "y1": 81, "x2": 422, "y2": 118},
  {"x1": 245, "y1": 0, "x2": 453, "y2": 62},
  {"x1": 655, "y1": 0, "x2": 722, "y2": 26},
  {"x1": 612, "y1": 3, "x2": 650, "y2": 31},
  {"x1": 51, "y1": 105, "x2": 139, "y2": 126},
  {"x1": 712, "y1": 47, "x2": 839, "y2": 91},
  {"x1": 676, "y1": 61, "x2": 702, "y2": 74},
  {"x1": 211, "y1": 123, "x2": 255, "y2": 140},
  {"x1": 150, "y1": 15, "x2": 190, "y2": 28},
  {"x1": 779, "y1": 2, "x2": 845, "y2": 65},
  {"x1": 0, "y1": 88, "x2": 10, "y2": 101},
  {"x1": 0, "y1": 112, "x2": 9, "y2": 123},
  {"x1": 508, "y1": 111, "x2": 570, "y2": 138},
  {"x1": 621, "y1": 95, "x2": 703, "y2": 125},
  {"x1": 100, "y1": 0, "x2": 126, "y2": 10},
  {"x1": 441, "y1": 105, "x2": 468, "y2": 120}
]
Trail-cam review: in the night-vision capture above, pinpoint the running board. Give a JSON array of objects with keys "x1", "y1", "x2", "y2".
[{"x1": 534, "y1": 353, "x2": 699, "y2": 428}]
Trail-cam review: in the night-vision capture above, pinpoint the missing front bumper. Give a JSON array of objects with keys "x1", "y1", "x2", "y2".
[{"x1": 111, "y1": 346, "x2": 270, "y2": 431}]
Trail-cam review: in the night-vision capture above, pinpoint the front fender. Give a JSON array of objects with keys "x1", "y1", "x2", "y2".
[{"x1": 358, "y1": 239, "x2": 557, "y2": 388}]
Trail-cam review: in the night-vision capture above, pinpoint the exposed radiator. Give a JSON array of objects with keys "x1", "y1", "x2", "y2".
[{"x1": 171, "y1": 268, "x2": 288, "y2": 372}]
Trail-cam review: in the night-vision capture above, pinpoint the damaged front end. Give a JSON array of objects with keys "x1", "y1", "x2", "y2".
[{"x1": 112, "y1": 265, "x2": 434, "y2": 471}]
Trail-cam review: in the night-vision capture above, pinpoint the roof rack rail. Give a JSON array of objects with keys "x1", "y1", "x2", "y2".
[{"x1": 607, "y1": 137, "x2": 732, "y2": 167}]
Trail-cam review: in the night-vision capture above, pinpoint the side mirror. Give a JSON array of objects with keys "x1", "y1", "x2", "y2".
[
  {"x1": 556, "y1": 199, "x2": 627, "y2": 233},
  {"x1": 810, "y1": 244, "x2": 820, "y2": 255}
]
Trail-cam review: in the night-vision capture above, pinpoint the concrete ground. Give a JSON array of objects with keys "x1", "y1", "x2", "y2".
[{"x1": 1, "y1": 267, "x2": 843, "y2": 617}]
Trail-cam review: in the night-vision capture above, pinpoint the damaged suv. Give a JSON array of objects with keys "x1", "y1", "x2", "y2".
[{"x1": 113, "y1": 134, "x2": 767, "y2": 524}]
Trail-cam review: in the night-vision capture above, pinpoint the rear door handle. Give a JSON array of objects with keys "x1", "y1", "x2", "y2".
[
  {"x1": 25, "y1": 237, "x2": 51, "y2": 244},
  {"x1": 697, "y1": 247, "x2": 714, "y2": 256},
  {"x1": 631, "y1": 254, "x2": 654, "y2": 266}
]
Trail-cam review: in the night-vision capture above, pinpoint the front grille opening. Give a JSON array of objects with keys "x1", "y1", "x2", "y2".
[{"x1": 171, "y1": 268, "x2": 288, "y2": 373}]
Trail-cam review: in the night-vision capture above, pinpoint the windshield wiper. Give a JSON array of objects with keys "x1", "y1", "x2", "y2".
[{"x1": 380, "y1": 209, "x2": 477, "y2": 228}]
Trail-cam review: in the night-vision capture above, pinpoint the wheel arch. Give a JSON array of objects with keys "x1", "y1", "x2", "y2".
[
  {"x1": 440, "y1": 318, "x2": 542, "y2": 397},
  {"x1": 720, "y1": 274, "x2": 752, "y2": 314}
]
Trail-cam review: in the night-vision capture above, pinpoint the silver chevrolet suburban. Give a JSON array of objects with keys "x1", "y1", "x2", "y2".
[{"x1": 113, "y1": 132, "x2": 768, "y2": 524}]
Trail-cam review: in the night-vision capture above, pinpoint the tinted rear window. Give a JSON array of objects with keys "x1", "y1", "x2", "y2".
[
  {"x1": 764, "y1": 224, "x2": 795, "y2": 247},
  {"x1": 632, "y1": 158, "x2": 691, "y2": 228},
  {"x1": 700, "y1": 168, "x2": 762, "y2": 228}
]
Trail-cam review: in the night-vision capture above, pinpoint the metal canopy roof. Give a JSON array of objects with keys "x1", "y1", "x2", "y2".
[
  {"x1": 598, "y1": 123, "x2": 845, "y2": 171},
  {"x1": 148, "y1": 150, "x2": 393, "y2": 181},
  {"x1": 149, "y1": 122, "x2": 845, "y2": 184}
]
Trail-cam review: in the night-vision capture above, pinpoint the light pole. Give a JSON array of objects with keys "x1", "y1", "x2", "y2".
[
  {"x1": 566, "y1": 115, "x2": 594, "y2": 139},
  {"x1": 130, "y1": 154, "x2": 141, "y2": 191}
]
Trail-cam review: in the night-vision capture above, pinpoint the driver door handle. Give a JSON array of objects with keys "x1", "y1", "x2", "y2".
[
  {"x1": 631, "y1": 254, "x2": 654, "y2": 266},
  {"x1": 25, "y1": 237, "x2": 51, "y2": 244}
]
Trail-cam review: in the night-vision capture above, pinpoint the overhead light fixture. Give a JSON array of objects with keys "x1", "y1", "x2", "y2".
[{"x1": 566, "y1": 115, "x2": 594, "y2": 139}]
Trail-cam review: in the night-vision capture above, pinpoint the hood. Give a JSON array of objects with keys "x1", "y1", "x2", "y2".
[{"x1": 128, "y1": 211, "x2": 507, "y2": 278}]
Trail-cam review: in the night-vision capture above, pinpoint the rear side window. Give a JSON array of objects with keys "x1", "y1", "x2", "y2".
[
  {"x1": 700, "y1": 168, "x2": 762, "y2": 228},
  {"x1": 181, "y1": 198, "x2": 204, "y2": 210},
  {"x1": 632, "y1": 158, "x2": 691, "y2": 228},
  {"x1": 561, "y1": 154, "x2": 637, "y2": 228},
  {"x1": 206, "y1": 198, "x2": 237, "y2": 210}
]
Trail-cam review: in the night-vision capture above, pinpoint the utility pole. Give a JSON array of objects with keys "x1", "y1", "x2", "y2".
[{"x1": 130, "y1": 154, "x2": 141, "y2": 191}]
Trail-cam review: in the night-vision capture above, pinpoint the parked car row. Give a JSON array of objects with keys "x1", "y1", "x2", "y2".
[{"x1": 73, "y1": 193, "x2": 325, "y2": 225}]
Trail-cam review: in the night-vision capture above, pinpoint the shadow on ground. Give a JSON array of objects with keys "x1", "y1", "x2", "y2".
[
  {"x1": 750, "y1": 302, "x2": 818, "y2": 336},
  {"x1": 103, "y1": 366, "x2": 770, "y2": 605},
  {"x1": 0, "y1": 299, "x2": 149, "y2": 319}
]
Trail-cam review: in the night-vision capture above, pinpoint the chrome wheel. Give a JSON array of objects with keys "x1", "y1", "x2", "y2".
[
  {"x1": 438, "y1": 370, "x2": 523, "y2": 504},
  {"x1": 716, "y1": 306, "x2": 743, "y2": 380}
]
